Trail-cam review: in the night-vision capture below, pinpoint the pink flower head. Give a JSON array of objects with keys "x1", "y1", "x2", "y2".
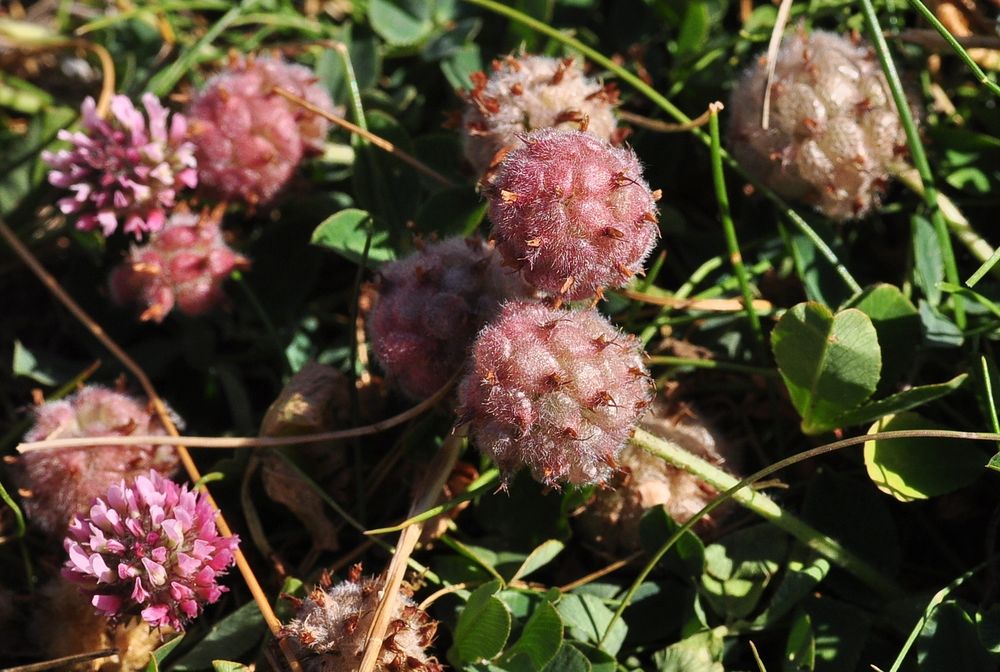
[
  {"x1": 486, "y1": 128, "x2": 660, "y2": 300},
  {"x1": 109, "y1": 210, "x2": 249, "y2": 323},
  {"x1": 186, "y1": 55, "x2": 340, "y2": 206},
  {"x1": 12, "y1": 385, "x2": 180, "y2": 535},
  {"x1": 42, "y1": 93, "x2": 197, "y2": 238},
  {"x1": 62, "y1": 470, "x2": 239, "y2": 631},
  {"x1": 458, "y1": 301, "x2": 653, "y2": 487}
]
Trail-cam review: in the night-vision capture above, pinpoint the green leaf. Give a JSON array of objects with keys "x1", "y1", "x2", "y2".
[
  {"x1": 541, "y1": 643, "x2": 591, "y2": 672},
  {"x1": 172, "y1": 601, "x2": 266, "y2": 671},
  {"x1": 912, "y1": 215, "x2": 945, "y2": 306},
  {"x1": 652, "y1": 628, "x2": 725, "y2": 672},
  {"x1": 842, "y1": 284, "x2": 921, "y2": 393},
  {"x1": 864, "y1": 412, "x2": 984, "y2": 501},
  {"x1": 310, "y1": 208, "x2": 395, "y2": 265},
  {"x1": 771, "y1": 302, "x2": 881, "y2": 434},
  {"x1": 918, "y1": 300, "x2": 964, "y2": 348},
  {"x1": 638, "y1": 505, "x2": 706, "y2": 579},
  {"x1": 754, "y1": 554, "x2": 831, "y2": 628},
  {"x1": 12, "y1": 340, "x2": 58, "y2": 385},
  {"x1": 511, "y1": 540, "x2": 565, "y2": 583},
  {"x1": 211, "y1": 662, "x2": 250, "y2": 672},
  {"x1": 675, "y1": 1, "x2": 710, "y2": 56},
  {"x1": 146, "y1": 634, "x2": 185, "y2": 672},
  {"x1": 368, "y1": 0, "x2": 434, "y2": 46},
  {"x1": 557, "y1": 593, "x2": 627, "y2": 656},
  {"x1": 701, "y1": 525, "x2": 786, "y2": 620},
  {"x1": 451, "y1": 580, "x2": 512, "y2": 664},
  {"x1": 918, "y1": 601, "x2": 995, "y2": 672},
  {"x1": 832, "y1": 374, "x2": 967, "y2": 429},
  {"x1": 414, "y1": 186, "x2": 487, "y2": 237},
  {"x1": 784, "y1": 613, "x2": 815, "y2": 672},
  {"x1": 507, "y1": 600, "x2": 564, "y2": 670}
]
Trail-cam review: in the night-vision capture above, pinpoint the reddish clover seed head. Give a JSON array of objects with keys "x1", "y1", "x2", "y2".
[
  {"x1": 109, "y1": 209, "x2": 249, "y2": 323},
  {"x1": 728, "y1": 29, "x2": 912, "y2": 220},
  {"x1": 42, "y1": 93, "x2": 197, "y2": 238},
  {"x1": 366, "y1": 236, "x2": 532, "y2": 400},
  {"x1": 12, "y1": 385, "x2": 180, "y2": 535},
  {"x1": 62, "y1": 470, "x2": 239, "y2": 631},
  {"x1": 462, "y1": 54, "x2": 620, "y2": 175},
  {"x1": 282, "y1": 568, "x2": 443, "y2": 672},
  {"x1": 458, "y1": 301, "x2": 653, "y2": 487},
  {"x1": 486, "y1": 128, "x2": 659, "y2": 300},
  {"x1": 186, "y1": 55, "x2": 339, "y2": 205}
]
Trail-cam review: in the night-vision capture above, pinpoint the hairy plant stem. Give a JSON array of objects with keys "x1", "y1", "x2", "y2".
[{"x1": 629, "y1": 428, "x2": 901, "y2": 597}]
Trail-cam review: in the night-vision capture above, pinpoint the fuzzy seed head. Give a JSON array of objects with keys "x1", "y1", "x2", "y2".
[
  {"x1": 728, "y1": 30, "x2": 911, "y2": 220},
  {"x1": 486, "y1": 128, "x2": 659, "y2": 300},
  {"x1": 62, "y1": 470, "x2": 239, "y2": 631},
  {"x1": 187, "y1": 55, "x2": 339, "y2": 205},
  {"x1": 13, "y1": 386, "x2": 180, "y2": 535},
  {"x1": 367, "y1": 236, "x2": 532, "y2": 400},
  {"x1": 109, "y1": 210, "x2": 248, "y2": 323},
  {"x1": 42, "y1": 94, "x2": 197, "y2": 238},
  {"x1": 462, "y1": 54, "x2": 619, "y2": 175},
  {"x1": 282, "y1": 572, "x2": 443, "y2": 672},
  {"x1": 458, "y1": 301, "x2": 653, "y2": 487},
  {"x1": 577, "y1": 403, "x2": 738, "y2": 553}
]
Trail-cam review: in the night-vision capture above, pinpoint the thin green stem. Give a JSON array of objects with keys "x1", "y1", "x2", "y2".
[
  {"x1": 967, "y1": 247, "x2": 1000, "y2": 288},
  {"x1": 859, "y1": 0, "x2": 964, "y2": 327},
  {"x1": 709, "y1": 105, "x2": 765, "y2": 356},
  {"x1": 903, "y1": 0, "x2": 1000, "y2": 97},
  {"x1": 365, "y1": 468, "x2": 500, "y2": 535},
  {"x1": 631, "y1": 429, "x2": 900, "y2": 596},
  {"x1": 462, "y1": 0, "x2": 862, "y2": 295},
  {"x1": 602, "y1": 427, "x2": 1000, "y2": 642}
]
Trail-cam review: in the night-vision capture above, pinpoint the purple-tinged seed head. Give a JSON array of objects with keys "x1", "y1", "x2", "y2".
[
  {"x1": 109, "y1": 209, "x2": 248, "y2": 323},
  {"x1": 728, "y1": 29, "x2": 913, "y2": 220},
  {"x1": 458, "y1": 301, "x2": 653, "y2": 487},
  {"x1": 42, "y1": 93, "x2": 197, "y2": 238},
  {"x1": 366, "y1": 236, "x2": 532, "y2": 400},
  {"x1": 186, "y1": 55, "x2": 340, "y2": 206},
  {"x1": 281, "y1": 568, "x2": 443, "y2": 672},
  {"x1": 462, "y1": 54, "x2": 621, "y2": 176},
  {"x1": 486, "y1": 128, "x2": 660, "y2": 300},
  {"x1": 12, "y1": 385, "x2": 180, "y2": 536},
  {"x1": 62, "y1": 470, "x2": 239, "y2": 631}
]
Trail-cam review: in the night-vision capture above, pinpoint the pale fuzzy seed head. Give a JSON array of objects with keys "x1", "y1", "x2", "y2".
[
  {"x1": 109, "y1": 210, "x2": 249, "y2": 323},
  {"x1": 187, "y1": 55, "x2": 340, "y2": 205},
  {"x1": 462, "y1": 54, "x2": 620, "y2": 175},
  {"x1": 62, "y1": 470, "x2": 239, "y2": 631},
  {"x1": 13, "y1": 386, "x2": 180, "y2": 535},
  {"x1": 728, "y1": 30, "x2": 912, "y2": 220},
  {"x1": 486, "y1": 128, "x2": 659, "y2": 300},
  {"x1": 42, "y1": 93, "x2": 197, "y2": 238},
  {"x1": 30, "y1": 579, "x2": 166, "y2": 672},
  {"x1": 576, "y1": 403, "x2": 738, "y2": 553},
  {"x1": 366, "y1": 236, "x2": 532, "y2": 400},
  {"x1": 282, "y1": 570, "x2": 443, "y2": 672},
  {"x1": 458, "y1": 301, "x2": 653, "y2": 487}
]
